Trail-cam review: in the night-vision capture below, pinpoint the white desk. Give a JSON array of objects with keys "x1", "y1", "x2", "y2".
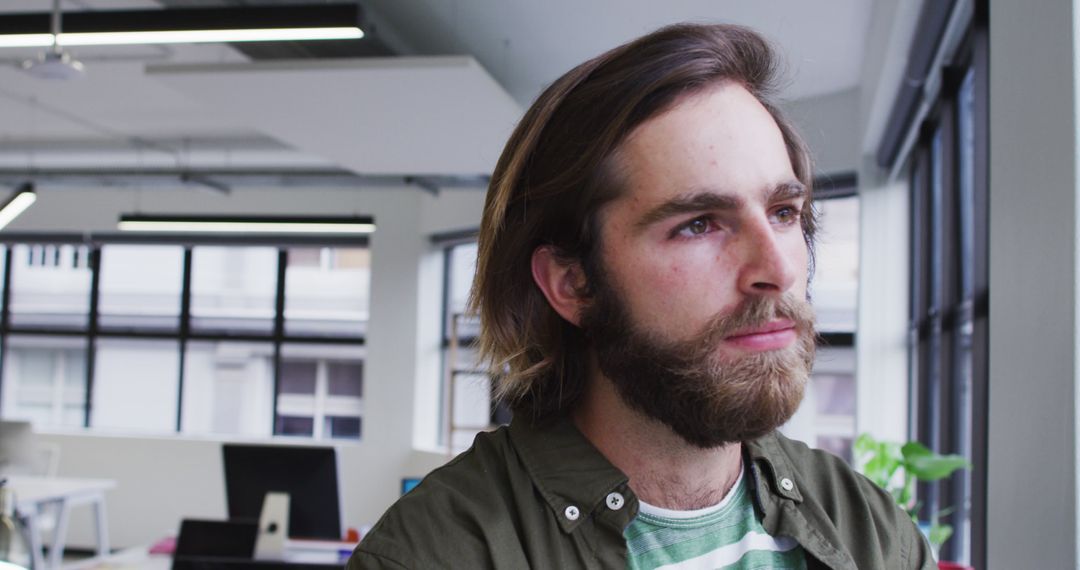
[{"x1": 5, "y1": 475, "x2": 116, "y2": 570}]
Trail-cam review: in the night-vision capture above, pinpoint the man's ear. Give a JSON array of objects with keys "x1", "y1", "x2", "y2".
[{"x1": 531, "y1": 246, "x2": 588, "y2": 327}]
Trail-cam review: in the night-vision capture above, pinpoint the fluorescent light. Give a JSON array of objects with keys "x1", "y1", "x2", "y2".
[
  {"x1": 0, "y1": 187, "x2": 37, "y2": 230},
  {"x1": 0, "y1": 27, "x2": 362, "y2": 48},
  {"x1": 63, "y1": 27, "x2": 363, "y2": 46},
  {"x1": 117, "y1": 216, "x2": 375, "y2": 234},
  {"x1": 0, "y1": 34, "x2": 53, "y2": 48}
]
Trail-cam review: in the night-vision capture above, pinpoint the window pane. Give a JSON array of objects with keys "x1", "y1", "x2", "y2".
[
  {"x1": 957, "y1": 68, "x2": 976, "y2": 296},
  {"x1": 284, "y1": 247, "x2": 370, "y2": 337},
  {"x1": 181, "y1": 341, "x2": 274, "y2": 437},
  {"x1": 930, "y1": 127, "x2": 945, "y2": 308},
  {"x1": 99, "y1": 245, "x2": 183, "y2": 332},
  {"x1": 445, "y1": 243, "x2": 480, "y2": 340},
  {"x1": 9, "y1": 244, "x2": 92, "y2": 329},
  {"x1": 808, "y1": 196, "x2": 859, "y2": 333},
  {"x1": 279, "y1": 361, "x2": 317, "y2": 395},
  {"x1": 812, "y1": 373, "x2": 856, "y2": 416},
  {"x1": 448, "y1": 243, "x2": 477, "y2": 315},
  {"x1": 816, "y1": 435, "x2": 854, "y2": 464},
  {"x1": 91, "y1": 338, "x2": 179, "y2": 434},
  {"x1": 326, "y1": 416, "x2": 361, "y2": 439},
  {"x1": 782, "y1": 347, "x2": 856, "y2": 462},
  {"x1": 327, "y1": 362, "x2": 363, "y2": 397},
  {"x1": 190, "y1": 247, "x2": 277, "y2": 334},
  {"x1": 279, "y1": 344, "x2": 364, "y2": 441},
  {"x1": 286, "y1": 248, "x2": 321, "y2": 268},
  {"x1": 0, "y1": 336, "x2": 86, "y2": 428},
  {"x1": 278, "y1": 415, "x2": 314, "y2": 436}
]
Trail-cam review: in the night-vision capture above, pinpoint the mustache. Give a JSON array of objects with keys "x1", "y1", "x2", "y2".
[{"x1": 695, "y1": 294, "x2": 816, "y2": 351}]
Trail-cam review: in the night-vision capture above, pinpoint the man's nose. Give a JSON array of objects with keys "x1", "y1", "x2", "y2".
[{"x1": 735, "y1": 217, "x2": 798, "y2": 296}]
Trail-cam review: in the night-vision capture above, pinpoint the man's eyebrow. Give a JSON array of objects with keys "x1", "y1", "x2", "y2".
[
  {"x1": 633, "y1": 190, "x2": 741, "y2": 232},
  {"x1": 632, "y1": 181, "x2": 807, "y2": 232},
  {"x1": 767, "y1": 181, "x2": 808, "y2": 202}
]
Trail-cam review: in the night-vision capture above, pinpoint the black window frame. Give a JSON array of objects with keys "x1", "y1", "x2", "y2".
[
  {"x1": 0, "y1": 231, "x2": 370, "y2": 439},
  {"x1": 904, "y1": 3, "x2": 989, "y2": 565}
]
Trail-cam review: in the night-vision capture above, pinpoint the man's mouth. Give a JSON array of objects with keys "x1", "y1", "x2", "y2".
[{"x1": 723, "y1": 319, "x2": 798, "y2": 351}]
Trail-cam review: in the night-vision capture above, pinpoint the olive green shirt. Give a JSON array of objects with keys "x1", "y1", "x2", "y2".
[{"x1": 349, "y1": 417, "x2": 934, "y2": 569}]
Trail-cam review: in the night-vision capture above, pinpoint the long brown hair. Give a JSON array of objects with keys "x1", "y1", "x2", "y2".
[{"x1": 471, "y1": 23, "x2": 817, "y2": 421}]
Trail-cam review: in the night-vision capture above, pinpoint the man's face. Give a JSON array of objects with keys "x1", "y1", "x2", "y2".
[{"x1": 580, "y1": 82, "x2": 815, "y2": 447}]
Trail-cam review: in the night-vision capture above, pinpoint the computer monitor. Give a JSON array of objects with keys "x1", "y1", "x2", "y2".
[
  {"x1": 401, "y1": 477, "x2": 421, "y2": 496},
  {"x1": 222, "y1": 444, "x2": 343, "y2": 540},
  {"x1": 0, "y1": 420, "x2": 34, "y2": 476}
]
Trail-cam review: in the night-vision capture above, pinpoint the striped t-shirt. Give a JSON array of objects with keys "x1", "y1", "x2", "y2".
[{"x1": 623, "y1": 470, "x2": 806, "y2": 569}]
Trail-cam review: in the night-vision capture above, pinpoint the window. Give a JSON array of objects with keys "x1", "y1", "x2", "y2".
[
  {"x1": 1, "y1": 336, "x2": 86, "y2": 428},
  {"x1": 9, "y1": 244, "x2": 91, "y2": 330},
  {"x1": 904, "y1": 24, "x2": 988, "y2": 566},
  {"x1": 275, "y1": 344, "x2": 365, "y2": 440},
  {"x1": 439, "y1": 240, "x2": 495, "y2": 452},
  {"x1": 98, "y1": 245, "x2": 183, "y2": 332},
  {"x1": 0, "y1": 237, "x2": 370, "y2": 442},
  {"x1": 191, "y1": 246, "x2": 278, "y2": 334},
  {"x1": 284, "y1": 247, "x2": 370, "y2": 337},
  {"x1": 783, "y1": 190, "x2": 859, "y2": 462}
]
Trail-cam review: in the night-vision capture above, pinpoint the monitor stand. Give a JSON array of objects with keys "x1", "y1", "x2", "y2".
[{"x1": 253, "y1": 492, "x2": 290, "y2": 560}]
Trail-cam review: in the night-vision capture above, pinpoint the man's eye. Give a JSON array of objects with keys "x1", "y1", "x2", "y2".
[
  {"x1": 675, "y1": 217, "x2": 714, "y2": 238},
  {"x1": 774, "y1": 206, "x2": 800, "y2": 225}
]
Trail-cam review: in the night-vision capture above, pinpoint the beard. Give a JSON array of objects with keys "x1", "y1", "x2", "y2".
[{"x1": 580, "y1": 273, "x2": 816, "y2": 449}]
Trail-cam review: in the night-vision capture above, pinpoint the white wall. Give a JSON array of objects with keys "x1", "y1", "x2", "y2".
[
  {"x1": 16, "y1": 184, "x2": 486, "y2": 548},
  {"x1": 783, "y1": 88, "x2": 860, "y2": 176},
  {"x1": 987, "y1": 1, "x2": 1078, "y2": 568}
]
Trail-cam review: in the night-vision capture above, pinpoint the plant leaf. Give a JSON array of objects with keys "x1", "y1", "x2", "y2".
[
  {"x1": 928, "y1": 523, "x2": 954, "y2": 549},
  {"x1": 901, "y1": 442, "x2": 970, "y2": 480},
  {"x1": 907, "y1": 454, "x2": 970, "y2": 481}
]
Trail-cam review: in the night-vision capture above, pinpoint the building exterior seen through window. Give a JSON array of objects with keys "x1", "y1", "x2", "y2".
[{"x1": 0, "y1": 241, "x2": 369, "y2": 442}]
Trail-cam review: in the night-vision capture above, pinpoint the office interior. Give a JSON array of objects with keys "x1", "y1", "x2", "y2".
[{"x1": 0, "y1": 0, "x2": 1071, "y2": 568}]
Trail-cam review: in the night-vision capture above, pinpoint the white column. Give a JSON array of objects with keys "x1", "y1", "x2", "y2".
[
  {"x1": 854, "y1": 157, "x2": 910, "y2": 444},
  {"x1": 988, "y1": 1, "x2": 1078, "y2": 567}
]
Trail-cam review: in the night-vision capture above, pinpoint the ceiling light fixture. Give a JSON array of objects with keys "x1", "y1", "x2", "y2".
[
  {"x1": 117, "y1": 215, "x2": 375, "y2": 235},
  {"x1": 0, "y1": 4, "x2": 364, "y2": 48},
  {"x1": 0, "y1": 183, "x2": 37, "y2": 230},
  {"x1": 21, "y1": 0, "x2": 85, "y2": 80}
]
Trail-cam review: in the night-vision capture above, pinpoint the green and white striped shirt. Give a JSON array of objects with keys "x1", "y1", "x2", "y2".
[{"x1": 624, "y1": 470, "x2": 807, "y2": 569}]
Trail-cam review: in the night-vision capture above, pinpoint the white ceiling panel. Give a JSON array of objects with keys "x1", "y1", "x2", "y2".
[
  {"x1": 365, "y1": 0, "x2": 876, "y2": 105},
  {"x1": 148, "y1": 57, "x2": 522, "y2": 176}
]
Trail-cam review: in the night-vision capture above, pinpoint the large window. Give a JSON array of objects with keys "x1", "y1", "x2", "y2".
[
  {"x1": 903, "y1": 13, "x2": 988, "y2": 566},
  {"x1": 0, "y1": 236, "x2": 370, "y2": 442},
  {"x1": 439, "y1": 240, "x2": 497, "y2": 452},
  {"x1": 784, "y1": 189, "x2": 859, "y2": 462}
]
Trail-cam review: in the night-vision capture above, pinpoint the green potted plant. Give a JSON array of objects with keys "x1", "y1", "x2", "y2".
[{"x1": 854, "y1": 434, "x2": 971, "y2": 568}]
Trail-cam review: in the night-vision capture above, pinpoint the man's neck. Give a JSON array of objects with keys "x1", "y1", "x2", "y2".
[{"x1": 572, "y1": 372, "x2": 743, "y2": 511}]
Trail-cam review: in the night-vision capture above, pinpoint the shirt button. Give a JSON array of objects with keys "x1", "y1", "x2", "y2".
[
  {"x1": 605, "y1": 492, "x2": 625, "y2": 511},
  {"x1": 564, "y1": 505, "x2": 580, "y2": 521},
  {"x1": 780, "y1": 477, "x2": 795, "y2": 491}
]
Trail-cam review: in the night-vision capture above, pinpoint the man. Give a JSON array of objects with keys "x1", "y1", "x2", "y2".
[{"x1": 350, "y1": 23, "x2": 933, "y2": 569}]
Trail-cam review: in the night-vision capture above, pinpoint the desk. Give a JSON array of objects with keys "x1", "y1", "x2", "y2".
[
  {"x1": 5, "y1": 475, "x2": 116, "y2": 570},
  {"x1": 75, "y1": 540, "x2": 358, "y2": 570}
]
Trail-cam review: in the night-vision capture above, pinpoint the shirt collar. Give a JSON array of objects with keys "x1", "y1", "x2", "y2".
[
  {"x1": 509, "y1": 415, "x2": 630, "y2": 533},
  {"x1": 509, "y1": 416, "x2": 806, "y2": 529},
  {"x1": 746, "y1": 432, "x2": 805, "y2": 504}
]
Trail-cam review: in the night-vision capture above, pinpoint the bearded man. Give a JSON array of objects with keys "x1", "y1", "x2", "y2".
[{"x1": 349, "y1": 23, "x2": 933, "y2": 570}]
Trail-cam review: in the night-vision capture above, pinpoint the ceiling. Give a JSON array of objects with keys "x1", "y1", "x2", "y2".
[{"x1": 0, "y1": 0, "x2": 876, "y2": 187}]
